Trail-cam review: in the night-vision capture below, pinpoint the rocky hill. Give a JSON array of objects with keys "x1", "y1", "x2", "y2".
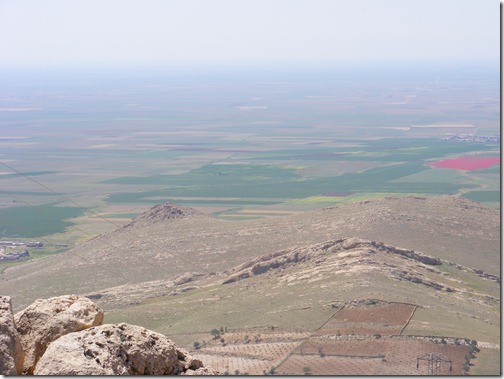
[
  {"x1": 0, "y1": 196, "x2": 499, "y2": 312},
  {"x1": 121, "y1": 202, "x2": 208, "y2": 229}
]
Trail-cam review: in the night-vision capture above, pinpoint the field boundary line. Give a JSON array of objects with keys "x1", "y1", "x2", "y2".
[
  {"x1": 272, "y1": 306, "x2": 343, "y2": 373},
  {"x1": 399, "y1": 304, "x2": 418, "y2": 335},
  {"x1": 316, "y1": 305, "x2": 344, "y2": 331}
]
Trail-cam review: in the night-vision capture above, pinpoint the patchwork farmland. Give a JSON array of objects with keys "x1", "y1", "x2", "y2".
[{"x1": 191, "y1": 300, "x2": 481, "y2": 375}]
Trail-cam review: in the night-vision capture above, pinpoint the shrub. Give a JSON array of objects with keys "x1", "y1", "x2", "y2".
[{"x1": 210, "y1": 328, "x2": 220, "y2": 339}]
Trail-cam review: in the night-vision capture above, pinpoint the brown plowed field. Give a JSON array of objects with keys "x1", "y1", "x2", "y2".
[
  {"x1": 277, "y1": 338, "x2": 469, "y2": 375},
  {"x1": 317, "y1": 325, "x2": 404, "y2": 336},
  {"x1": 319, "y1": 302, "x2": 416, "y2": 335}
]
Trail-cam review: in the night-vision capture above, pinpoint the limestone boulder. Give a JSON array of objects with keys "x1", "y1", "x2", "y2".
[
  {"x1": 34, "y1": 323, "x2": 215, "y2": 375},
  {"x1": 14, "y1": 294, "x2": 104, "y2": 374},
  {"x1": 0, "y1": 296, "x2": 23, "y2": 375}
]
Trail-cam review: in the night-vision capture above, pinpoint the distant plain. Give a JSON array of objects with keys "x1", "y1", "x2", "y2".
[{"x1": 0, "y1": 65, "x2": 499, "y2": 253}]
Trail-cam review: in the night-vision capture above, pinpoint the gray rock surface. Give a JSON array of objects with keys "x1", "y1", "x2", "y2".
[
  {"x1": 0, "y1": 296, "x2": 23, "y2": 375},
  {"x1": 14, "y1": 294, "x2": 104, "y2": 374},
  {"x1": 34, "y1": 323, "x2": 214, "y2": 375}
]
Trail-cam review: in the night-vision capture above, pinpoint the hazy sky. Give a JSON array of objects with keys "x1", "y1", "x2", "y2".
[{"x1": 0, "y1": 0, "x2": 499, "y2": 68}]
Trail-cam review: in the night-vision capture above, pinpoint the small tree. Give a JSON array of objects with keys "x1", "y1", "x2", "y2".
[
  {"x1": 193, "y1": 341, "x2": 200, "y2": 350},
  {"x1": 303, "y1": 366, "x2": 312, "y2": 375},
  {"x1": 210, "y1": 328, "x2": 220, "y2": 339},
  {"x1": 220, "y1": 326, "x2": 224, "y2": 334},
  {"x1": 220, "y1": 337, "x2": 225, "y2": 345}
]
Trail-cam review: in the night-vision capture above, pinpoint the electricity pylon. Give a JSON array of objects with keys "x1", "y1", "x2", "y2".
[{"x1": 417, "y1": 352, "x2": 452, "y2": 375}]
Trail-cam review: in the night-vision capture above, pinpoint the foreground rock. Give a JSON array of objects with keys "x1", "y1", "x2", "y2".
[
  {"x1": 14, "y1": 294, "x2": 104, "y2": 374},
  {"x1": 0, "y1": 296, "x2": 23, "y2": 375},
  {"x1": 34, "y1": 323, "x2": 214, "y2": 375}
]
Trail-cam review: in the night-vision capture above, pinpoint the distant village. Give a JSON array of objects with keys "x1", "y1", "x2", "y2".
[
  {"x1": 0, "y1": 240, "x2": 43, "y2": 261},
  {"x1": 441, "y1": 134, "x2": 500, "y2": 143}
]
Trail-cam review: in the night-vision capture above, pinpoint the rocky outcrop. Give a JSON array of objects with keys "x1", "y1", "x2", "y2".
[
  {"x1": 0, "y1": 296, "x2": 23, "y2": 375},
  {"x1": 222, "y1": 237, "x2": 442, "y2": 285},
  {"x1": 34, "y1": 323, "x2": 213, "y2": 375},
  {"x1": 173, "y1": 272, "x2": 194, "y2": 286},
  {"x1": 14, "y1": 294, "x2": 104, "y2": 374},
  {"x1": 472, "y1": 269, "x2": 500, "y2": 284}
]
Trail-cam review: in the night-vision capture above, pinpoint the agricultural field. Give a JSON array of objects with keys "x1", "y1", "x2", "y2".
[
  {"x1": 428, "y1": 156, "x2": 500, "y2": 170},
  {"x1": 193, "y1": 341, "x2": 301, "y2": 375},
  {"x1": 180, "y1": 301, "x2": 484, "y2": 375},
  {"x1": 316, "y1": 302, "x2": 416, "y2": 336},
  {"x1": 0, "y1": 66, "x2": 499, "y2": 251},
  {"x1": 276, "y1": 338, "x2": 469, "y2": 375}
]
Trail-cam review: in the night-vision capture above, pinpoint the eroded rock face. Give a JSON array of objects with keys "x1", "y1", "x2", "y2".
[
  {"x1": 14, "y1": 294, "x2": 104, "y2": 374},
  {"x1": 0, "y1": 296, "x2": 23, "y2": 375},
  {"x1": 34, "y1": 323, "x2": 212, "y2": 375},
  {"x1": 222, "y1": 237, "x2": 443, "y2": 285}
]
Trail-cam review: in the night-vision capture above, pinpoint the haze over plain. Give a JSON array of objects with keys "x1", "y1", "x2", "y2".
[{"x1": 0, "y1": 0, "x2": 500, "y2": 375}]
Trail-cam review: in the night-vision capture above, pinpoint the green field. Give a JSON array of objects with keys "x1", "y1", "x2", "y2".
[
  {"x1": 462, "y1": 191, "x2": 501, "y2": 203},
  {"x1": 104, "y1": 161, "x2": 477, "y2": 204},
  {"x1": 0, "y1": 204, "x2": 83, "y2": 238},
  {"x1": 0, "y1": 67, "x2": 499, "y2": 250}
]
